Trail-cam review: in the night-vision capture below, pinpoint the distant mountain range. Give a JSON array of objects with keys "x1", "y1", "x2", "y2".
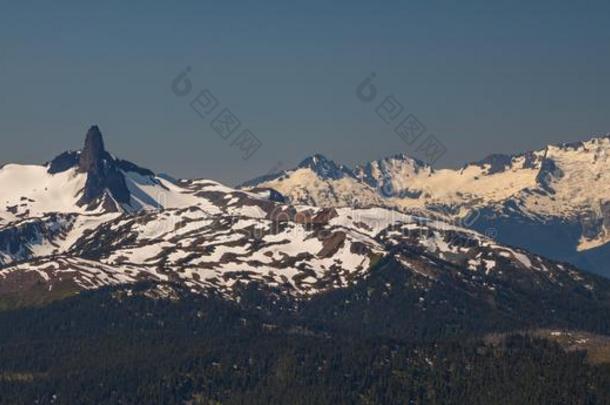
[
  {"x1": 0, "y1": 126, "x2": 607, "y2": 333},
  {"x1": 2, "y1": 125, "x2": 610, "y2": 403},
  {"x1": 242, "y1": 135, "x2": 610, "y2": 277}
]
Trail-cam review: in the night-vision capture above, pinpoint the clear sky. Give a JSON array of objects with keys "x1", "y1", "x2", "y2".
[{"x1": 1, "y1": 0, "x2": 610, "y2": 185}]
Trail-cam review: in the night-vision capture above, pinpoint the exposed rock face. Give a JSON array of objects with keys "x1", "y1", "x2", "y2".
[
  {"x1": 47, "y1": 151, "x2": 80, "y2": 174},
  {"x1": 243, "y1": 135, "x2": 610, "y2": 276},
  {"x1": 354, "y1": 154, "x2": 428, "y2": 190},
  {"x1": 76, "y1": 126, "x2": 131, "y2": 208},
  {"x1": 297, "y1": 154, "x2": 355, "y2": 180},
  {"x1": 79, "y1": 126, "x2": 106, "y2": 173},
  {"x1": 535, "y1": 158, "x2": 564, "y2": 193},
  {"x1": 249, "y1": 188, "x2": 287, "y2": 203},
  {"x1": 472, "y1": 154, "x2": 513, "y2": 175},
  {"x1": 0, "y1": 214, "x2": 77, "y2": 266}
]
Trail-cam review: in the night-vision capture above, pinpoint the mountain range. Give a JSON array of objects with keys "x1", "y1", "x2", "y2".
[
  {"x1": 243, "y1": 135, "x2": 610, "y2": 277},
  {"x1": 1, "y1": 126, "x2": 610, "y2": 402},
  {"x1": 0, "y1": 125, "x2": 606, "y2": 323}
]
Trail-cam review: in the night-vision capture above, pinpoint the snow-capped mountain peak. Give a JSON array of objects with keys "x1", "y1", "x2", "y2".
[
  {"x1": 42, "y1": 125, "x2": 166, "y2": 213},
  {"x1": 0, "y1": 125, "x2": 608, "y2": 313},
  {"x1": 352, "y1": 154, "x2": 432, "y2": 197},
  {"x1": 296, "y1": 153, "x2": 354, "y2": 180},
  {"x1": 242, "y1": 134, "x2": 610, "y2": 276},
  {"x1": 0, "y1": 126, "x2": 281, "y2": 226}
]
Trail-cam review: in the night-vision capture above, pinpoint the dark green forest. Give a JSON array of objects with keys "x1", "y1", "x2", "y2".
[{"x1": 0, "y1": 280, "x2": 609, "y2": 404}]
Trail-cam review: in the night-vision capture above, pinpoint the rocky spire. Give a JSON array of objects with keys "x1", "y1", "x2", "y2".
[
  {"x1": 79, "y1": 125, "x2": 106, "y2": 173},
  {"x1": 76, "y1": 125, "x2": 131, "y2": 208}
]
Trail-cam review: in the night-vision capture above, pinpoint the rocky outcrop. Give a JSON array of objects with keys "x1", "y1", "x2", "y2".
[
  {"x1": 297, "y1": 154, "x2": 354, "y2": 180},
  {"x1": 78, "y1": 126, "x2": 107, "y2": 173},
  {"x1": 47, "y1": 151, "x2": 80, "y2": 174},
  {"x1": 76, "y1": 126, "x2": 131, "y2": 208}
]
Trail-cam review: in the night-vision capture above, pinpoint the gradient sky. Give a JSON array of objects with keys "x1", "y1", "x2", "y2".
[{"x1": 1, "y1": 1, "x2": 610, "y2": 185}]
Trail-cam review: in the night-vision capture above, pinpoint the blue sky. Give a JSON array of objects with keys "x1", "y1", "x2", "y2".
[{"x1": 1, "y1": 0, "x2": 610, "y2": 184}]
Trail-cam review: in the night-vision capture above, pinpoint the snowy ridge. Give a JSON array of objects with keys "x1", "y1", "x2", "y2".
[
  {"x1": 246, "y1": 135, "x2": 610, "y2": 215},
  {"x1": 244, "y1": 135, "x2": 610, "y2": 275},
  {"x1": 0, "y1": 200, "x2": 599, "y2": 299},
  {"x1": 0, "y1": 126, "x2": 607, "y2": 303},
  {"x1": 0, "y1": 165, "x2": 91, "y2": 224}
]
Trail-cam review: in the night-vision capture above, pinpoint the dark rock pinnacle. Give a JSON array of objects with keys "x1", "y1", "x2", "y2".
[
  {"x1": 77, "y1": 126, "x2": 131, "y2": 208},
  {"x1": 79, "y1": 125, "x2": 107, "y2": 173}
]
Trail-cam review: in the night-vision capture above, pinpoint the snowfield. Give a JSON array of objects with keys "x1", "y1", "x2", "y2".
[{"x1": 0, "y1": 128, "x2": 608, "y2": 300}]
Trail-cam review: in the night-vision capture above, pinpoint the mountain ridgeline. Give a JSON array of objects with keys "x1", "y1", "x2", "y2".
[
  {"x1": 243, "y1": 135, "x2": 610, "y2": 277},
  {"x1": 0, "y1": 126, "x2": 610, "y2": 403}
]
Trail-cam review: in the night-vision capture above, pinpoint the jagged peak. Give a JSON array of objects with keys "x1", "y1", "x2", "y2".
[
  {"x1": 297, "y1": 153, "x2": 333, "y2": 167},
  {"x1": 78, "y1": 125, "x2": 108, "y2": 173},
  {"x1": 297, "y1": 153, "x2": 354, "y2": 180},
  {"x1": 47, "y1": 126, "x2": 155, "y2": 178},
  {"x1": 467, "y1": 153, "x2": 515, "y2": 175},
  {"x1": 358, "y1": 153, "x2": 429, "y2": 173},
  {"x1": 458, "y1": 134, "x2": 610, "y2": 176},
  {"x1": 47, "y1": 150, "x2": 80, "y2": 174},
  {"x1": 236, "y1": 132, "x2": 610, "y2": 198},
  {"x1": 548, "y1": 133, "x2": 610, "y2": 153},
  {"x1": 380, "y1": 152, "x2": 428, "y2": 166}
]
